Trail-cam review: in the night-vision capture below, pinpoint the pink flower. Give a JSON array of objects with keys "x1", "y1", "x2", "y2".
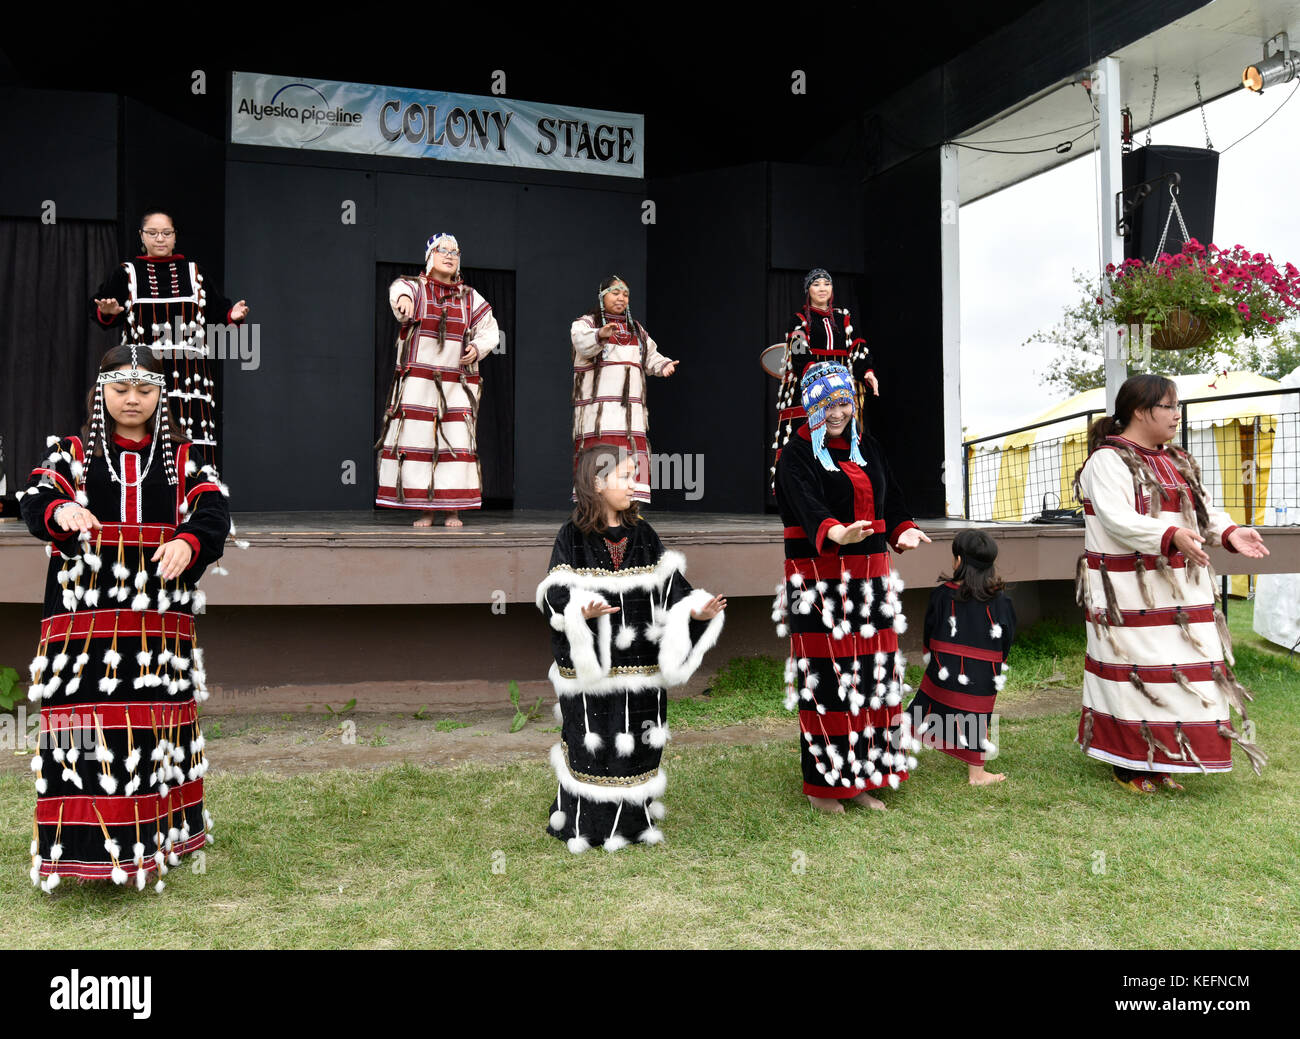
[{"x1": 1238, "y1": 302, "x2": 1251, "y2": 316}]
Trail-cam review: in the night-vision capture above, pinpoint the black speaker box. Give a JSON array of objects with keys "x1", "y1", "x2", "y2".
[{"x1": 1121, "y1": 145, "x2": 1219, "y2": 261}]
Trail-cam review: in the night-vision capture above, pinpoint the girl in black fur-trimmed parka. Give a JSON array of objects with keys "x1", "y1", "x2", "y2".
[{"x1": 535, "y1": 447, "x2": 725, "y2": 852}]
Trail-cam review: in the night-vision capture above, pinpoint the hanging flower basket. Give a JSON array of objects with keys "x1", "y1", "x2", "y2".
[
  {"x1": 1103, "y1": 240, "x2": 1300, "y2": 352},
  {"x1": 1123, "y1": 306, "x2": 1213, "y2": 351}
]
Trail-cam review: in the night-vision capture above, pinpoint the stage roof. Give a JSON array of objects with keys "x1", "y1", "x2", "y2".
[{"x1": 954, "y1": 0, "x2": 1300, "y2": 202}]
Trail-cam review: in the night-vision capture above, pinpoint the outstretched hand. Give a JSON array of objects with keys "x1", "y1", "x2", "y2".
[
  {"x1": 661, "y1": 360, "x2": 679, "y2": 377},
  {"x1": 830, "y1": 520, "x2": 871, "y2": 545},
  {"x1": 691, "y1": 594, "x2": 727, "y2": 621},
  {"x1": 864, "y1": 371, "x2": 880, "y2": 396},
  {"x1": 895, "y1": 527, "x2": 931, "y2": 551},
  {"x1": 95, "y1": 298, "x2": 124, "y2": 317},
  {"x1": 1173, "y1": 527, "x2": 1210, "y2": 566},
  {"x1": 152, "y1": 538, "x2": 194, "y2": 581},
  {"x1": 581, "y1": 599, "x2": 620, "y2": 620},
  {"x1": 1228, "y1": 526, "x2": 1269, "y2": 559}
]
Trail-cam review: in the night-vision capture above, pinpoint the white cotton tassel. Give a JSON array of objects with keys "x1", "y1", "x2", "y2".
[
  {"x1": 981, "y1": 739, "x2": 997, "y2": 755},
  {"x1": 994, "y1": 673, "x2": 1007, "y2": 692},
  {"x1": 615, "y1": 625, "x2": 635, "y2": 650},
  {"x1": 615, "y1": 731, "x2": 635, "y2": 756},
  {"x1": 135, "y1": 868, "x2": 147, "y2": 891},
  {"x1": 567, "y1": 836, "x2": 590, "y2": 854},
  {"x1": 893, "y1": 613, "x2": 908, "y2": 634},
  {"x1": 648, "y1": 801, "x2": 666, "y2": 820},
  {"x1": 155, "y1": 880, "x2": 166, "y2": 893},
  {"x1": 948, "y1": 615, "x2": 957, "y2": 637},
  {"x1": 583, "y1": 731, "x2": 603, "y2": 753},
  {"x1": 549, "y1": 610, "x2": 565, "y2": 631},
  {"x1": 192, "y1": 590, "x2": 207, "y2": 614},
  {"x1": 549, "y1": 809, "x2": 566, "y2": 830},
  {"x1": 131, "y1": 591, "x2": 150, "y2": 611},
  {"x1": 957, "y1": 672, "x2": 970, "y2": 686},
  {"x1": 103, "y1": 649, "x2": 121, "y2": 669},
  {"x1": 887, "y1": 773, "x2": 901, "y2": 790},
  {"x1": 648, "y1": 724, "x2": 668, "y2": 748},
  {"x1": 990, "y1": 623, "x2": 1003, "y2": 639},
  {"x1": 83, "y1": 588, "x2": 100, "y2": 607},
  {"x1": 937, "y1": 665, "x2": 950, "y2": 681},
  {"x1": 157, "y1": 590, "x2": 171, "y2": 613}
]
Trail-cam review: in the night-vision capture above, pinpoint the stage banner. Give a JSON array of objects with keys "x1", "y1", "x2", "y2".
[{"x1": 231, "y1": 72, "x2": 644, "y2": 178}]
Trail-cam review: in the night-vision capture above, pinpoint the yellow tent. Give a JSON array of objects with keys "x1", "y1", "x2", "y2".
[{"x1": 965, "y1": 372, "x2": 1284, "y2": 593}]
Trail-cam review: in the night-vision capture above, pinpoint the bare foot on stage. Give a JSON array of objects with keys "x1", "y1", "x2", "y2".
[
  {"x1": 444, "y1": 512, "x2": 463, "y2": 528},
  {"x1": 968, "y1": 766, "x2": 1006, "y2": 786},
  {"x1": 848, "y1": 791, "x2": 887, "y2": 811},
  {"x1": 807, "y1": 795, "x2": 845, "y2": 814},
  {"x1": 412, "y1": 512, "x2": 436, "y2": 528}
]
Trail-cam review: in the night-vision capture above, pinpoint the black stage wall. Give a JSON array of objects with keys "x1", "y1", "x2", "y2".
[{"x1": 221, "y1": 153, "x2": 647, "y2": 511}]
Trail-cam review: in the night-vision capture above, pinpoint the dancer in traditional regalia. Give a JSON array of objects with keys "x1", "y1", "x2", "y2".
[
  {"x1": 536, "y1": 447, "x2": 725, "y2": 851},
  {"x1": 1074, "y1": 374, "x2": 1270, "y2": 791},
  {"x1": 772, "y1": 362, "x2": 930, "y2": 812},
  {"x1": 377, "y1": 232, "x2": 499, "y2": 527},
  {"x1": 769, "y1": 269, "x2": 877, "y2": 486},
  {"x1": 91, "y1": 209, "x2": 249, "y2": 464},
  {"x1": 909, "y1": 529, "x2": 1016, "y2": 785},
  {"x1": 18, "y1": 344, "x2": 230, "y2": 892},
  {"x1": 570, "y1": 276, "x2": 678, "y2": 503}
]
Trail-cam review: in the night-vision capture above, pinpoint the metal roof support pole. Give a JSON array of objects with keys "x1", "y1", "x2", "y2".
[
  {"x1": 1097, "y1": 55, "x2": 1128, "y2": 412},
  {"x1": 941, "y1": 143, "x2": 965, "y2": 517}
]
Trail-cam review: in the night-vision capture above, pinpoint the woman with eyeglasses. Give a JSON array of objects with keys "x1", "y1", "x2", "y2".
[
  {"x1": 18, "y1": 344, "x2": 230, "y2": 893},
  {"x1": 376, "y1": 232, "x2": 499, "y2": 527},
  {"x1": 1074, "y1": 373, "x2": 1270, "y2": 792},
  {"x1": 91, "y1": 210, "x2": 249, "y2": 466}
]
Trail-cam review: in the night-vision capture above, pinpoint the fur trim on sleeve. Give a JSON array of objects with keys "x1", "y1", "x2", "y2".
[{"x1": 657, "y1": 588, "x2": 725, "y2": 687}]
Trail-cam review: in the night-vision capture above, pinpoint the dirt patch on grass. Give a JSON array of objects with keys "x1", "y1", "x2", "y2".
[{"x1": 0, "y1": 688, "x2": 1081, "y2": 777}]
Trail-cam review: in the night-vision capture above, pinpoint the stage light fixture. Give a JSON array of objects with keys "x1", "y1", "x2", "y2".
[{"x1": 1243, "y1": 32, "x2": 1299, "y2": 92}]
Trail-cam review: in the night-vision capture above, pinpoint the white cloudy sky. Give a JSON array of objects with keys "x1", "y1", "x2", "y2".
[{"x1": 960, "y1": 81, "x2": 1300, "y2": 437}]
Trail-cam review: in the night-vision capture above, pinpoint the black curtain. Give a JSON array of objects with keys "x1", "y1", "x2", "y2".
[
  {"x1": 763, "y1": 269, "x2": 868, "y2": 508},
  {"x1": 0, "y1": 217, "x2": 118, "y2": 503},
  {"x1": 373, "y1": 265, "x2": 516, "y2": 507}
]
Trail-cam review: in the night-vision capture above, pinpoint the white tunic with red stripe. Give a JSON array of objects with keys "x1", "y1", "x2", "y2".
[
  {"x1": 570, "y1": 314, "x2": 673, "y2": 503},
  {"x1": 377, "y1": 277, "x2": 499, "y2": 511},
  {"x1": 1076, "y1": 436, "x2": 1241, "y2": 772}
]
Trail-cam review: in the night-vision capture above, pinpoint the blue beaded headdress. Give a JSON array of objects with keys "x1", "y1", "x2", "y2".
[{"x1": 800, "y1": 362, "x2": 864, "y2": 471}]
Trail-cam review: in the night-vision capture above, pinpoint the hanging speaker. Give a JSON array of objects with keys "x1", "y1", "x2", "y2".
[{"x1": 1122, "y1": 145, "x2": 1219, "y2": 261}]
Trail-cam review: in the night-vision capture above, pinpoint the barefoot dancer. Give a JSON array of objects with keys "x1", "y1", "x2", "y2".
[
  {"x1": 772, "y1": 362, "x2": 931, "y2": 814},
  {"x1": 909, "y1": 529, "x2": 1016, "y2": 785},
  {"x1": 376, "y1": 233, "x2": 499, "y2": 527}
]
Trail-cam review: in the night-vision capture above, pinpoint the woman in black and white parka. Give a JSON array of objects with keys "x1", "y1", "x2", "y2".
[{"x1": 536, "y1": 446, "x2": 726, "y2": 852}]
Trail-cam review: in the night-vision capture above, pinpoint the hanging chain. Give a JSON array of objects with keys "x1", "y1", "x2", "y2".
[
  {"x1": 1195, "y1": 75, "x2": 1214, "y2": 149},
  {"x1": 1155, "y1": 184, "x2": 1192, "y2": 258},
  {"x1": 1145, "y1": 70, "x2": 1159, "y2": 146}
]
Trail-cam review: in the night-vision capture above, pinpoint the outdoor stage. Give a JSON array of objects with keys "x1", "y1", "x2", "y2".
[{"x1": 2, "y1": 512, "x2": 1296, "y2": 714}]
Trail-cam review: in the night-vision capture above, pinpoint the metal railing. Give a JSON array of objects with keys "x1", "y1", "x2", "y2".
[{"x1": 963, "y1": 387, "x2": 1300, "y2": 524}]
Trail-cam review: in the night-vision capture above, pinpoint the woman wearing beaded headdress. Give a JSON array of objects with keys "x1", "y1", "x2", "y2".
[
  {"x1": 1074, "y1": 374, "x2": 1269, "y2": 792},
  {"x1": 91, "y1": 209, "x2": 249, "y2": 466},
  {"x1": 17, "y1": 344, "x2": 231, "y2": 893},
  {"x1": 377, "y1": 232, "x2": 499, "y2": 527},
  {"x1": 772, "y1": 362, "x2": 930, "y2": 813},
  {"x1": 537, "y1": 446, "x2": 725, "y2": 852},
  {"x1": 570, "y1": 276, "x2": 678, "y2": 503},
  {"x1": 769, "y1": 269, "x2": 877, "y2": 485}
]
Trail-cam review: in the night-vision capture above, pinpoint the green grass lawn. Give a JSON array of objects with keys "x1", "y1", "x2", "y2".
[{"x1": 1, "y1": 604, "x2": 1295, "y2": 949}]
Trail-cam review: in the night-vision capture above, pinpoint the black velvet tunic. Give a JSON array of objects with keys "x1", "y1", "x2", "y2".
[
  {"x1": 536, "y1": 518, "x2": 723, "y2": 851},
  {"x1": 773, "y1": 426, "x2": 920, "y2": 798},
  {"x1": 909, "y1": 582, "x2": 1017, "y2": 765},
  {"x1": 92, "y1": 256, "x2": 240, "y2": 465},
  {"x1": 19, "y1": 432, "x2": 229, "y2": 890}
]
